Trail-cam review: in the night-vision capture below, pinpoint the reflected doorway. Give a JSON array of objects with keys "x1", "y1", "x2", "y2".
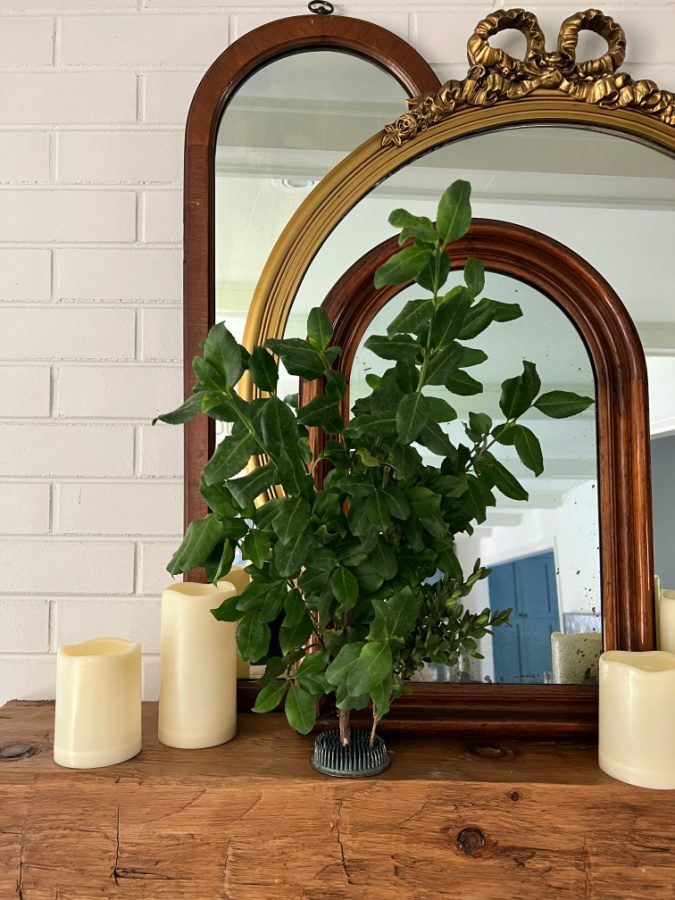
[{"x1": 489, "y1": 550, "x2": 560, "y2": 684}]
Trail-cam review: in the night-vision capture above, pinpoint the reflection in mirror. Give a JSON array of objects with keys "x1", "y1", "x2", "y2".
[
  {"x1": 213, "y1": 50, "x2": 407, "y2": 428},
  {"x1": 212, "y1": 51, "x2": 407, "y2": 679},
  {"x1": 282, "y1": 125, "x2": 674, "y2": 608},
  {"x1": 349, "y1": 271, "x2": 600, "y2": 686}
]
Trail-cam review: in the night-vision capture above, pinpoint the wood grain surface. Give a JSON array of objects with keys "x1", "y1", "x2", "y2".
[{"x1": 1, "y1": 701, "x2": 674, "y2": 899}]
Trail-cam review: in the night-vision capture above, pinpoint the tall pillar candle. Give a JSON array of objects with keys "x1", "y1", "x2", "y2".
[
  {"x1": 218, "y1": 566, "x2": 251, "y2": 679},
  {"x1": 159, "y1": 582, "x2": 238, "y2": 749},
  {"x1": 54, "y1": 638, "x2": 142, "y2": 769},
  {"x1": 599, "y1": 650, "x2": 675, "y2": 789}
]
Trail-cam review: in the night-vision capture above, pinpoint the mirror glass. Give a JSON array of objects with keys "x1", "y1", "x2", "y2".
[
  {"x1": 212, "y1": 50, "x2": 409, "y2": 677},
  {"x1": 349, "y1": 271, "x2": 600, "y2": 685},
  {"x1": 278, "y1": 126, "x2": 675, "y2": 678},
  {"x1": 213, "y1": 49, "x2": 407, "y2": 372}
]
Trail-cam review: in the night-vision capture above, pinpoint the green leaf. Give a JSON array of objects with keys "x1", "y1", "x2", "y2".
[
  {"x1": 464, "y1": 257, "x2": 485, "y2": 296},
  {"x1": 306, "y1": 307, "x2": 333, "y2": 350},
  {"x1": 534, "y1": 390, "x2": 594, "y2": 419},
  {"x1": 227, "y1": 462, "x2": 277, "y2": 507},
  {"x1": 248, "y1": 346, "x2": 278, "y2": 393},
  {"x1": 237, "y1": 612, "x2": 271, "y2": 662},
  {"x1": 468, "y1": 411, "x2": 492, "y2": 439},
  {"x1": 388, "y1": 442, "x2": 423, "y2": 480},
  {"x1": 424, "y1": 343, "x2": 464, "y2": 386},
  {"x1": 499, "y1": 360, "x2": 541, "y2": 419},
  {"x1": 284, "y1": 684, "x2": 316, "y2": 734},
  {"x1": 347, "y1": 410, "x2": 397, "y2": 438},
  {"x1": 199, "y1": 475, "x2": 239, "y2": 517},
  {"x1": 424, "y1": 396, "x2": 456, "y2": 422},
  {"x1": 242, "y1": 531, "x2": 270, "y2": 568},
  {"x1": 370, "y1": 540, "x2": 397, "y2": 580},
  {"x1": 295, "y1": 650, "x2": 329, "y2": 698},
  {"x1": 279, "y1": 608, "x2": 313, "y2": 656},
  {"x1": 203, "y1": 323, "x2": 247, "y2": 390},
  {"x1": 370, "y1": 586, "x2": 421, "y2": 642},
  {"x1": 416, "y1": 420, "x2": 455, "y2": 456},
  {"x1": 370, "y1": 674, "x2": 394, "y2": 718},
  {"x1": 204, "y1": 539, "x2": 235, "y2": 584},
  {"x1": 459, "y1": 298, "x2": 522, "y2": 340},
  {"x1": 153, "y1": 392, "x2": 203, "y2": 425},
  {"x1": 202, "y1": 431, "x2": 257, "y2": 485},
  {"x1": 346, "y1": 642, "x2": 393, "y2": 696},
  {"x1": 387, "y1": 298, "x2": 434, "y2": 336},
  {"x1": 396, "y1": 392, "x2": 430, "y2": 444},
  {"x1": 460, "y1": 347, "x2": 488, "y2": 368},
  {"x1": 265, "y1": 338, "x2": 325, "y2": 379},
  {"x1": 364, "y1": 490, "x2": 392, "y2": 532},
  {"x1": 260, "y1": 396, "x2": 300, "y2": 458},
  {"x1": 252, "y1": 679, "x2": 287, "y2": 713},
  {"x1": 273, "y1": 528, "x2": 313, "y2": 578},
  {"x1": 417, "y1": 249, "x2": 449, "y2": 294},
  {"x1": 436, "y1": 179, "x2": 472, "y2": 245},
  {"x1": 513, "y1": 424, "x2": 544, "y2": 476},
  {"x1": 388, "y1": 208, "x2": 437, "y2": 244},
  {"x1": 167, "y1": 514, "x2": 224, "y2": 575},
  {"x1": 374, "y1": 244, "x2": 433, "y2": 289},
  {"x1": 325, "y1": 642, "x2": 364, "y2": 687},
  {"x1": 330, "y1": 566, "x2": 359, "y2": 609},
  {"x1": 211, "y1": 594, "x2": 242, "y2": 622},
  {"x1": 193, "y1": 355, "x2": 227, "y2": 393},
  {"x1": 296, "y1": 395, "x2": 343, "y2": 433},
  {"x1": 478, "y1": 452, "x2": 529, "y2": 501},
  {"x1": 273, "y1": 497, "x2": 311, "y2": 544},
  {"x1": 364, "y1": 334, "x2": 420, "y2": 364},
  {"x1": 383, "y1": 486, "x2": 410, "y2": 520},
  {"x1": 445, "y1": 370, "x2": 483, "y2": 396},
  {"x1": 433, "y1": 290, "x2": 472, "y2": 345}
]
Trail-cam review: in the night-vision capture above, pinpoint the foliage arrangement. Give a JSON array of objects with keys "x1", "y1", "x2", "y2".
[{"x1": 156, "y1": 180, "x2": 593, "y2": 746}]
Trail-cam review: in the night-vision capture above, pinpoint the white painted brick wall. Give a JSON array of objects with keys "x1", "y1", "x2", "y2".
[{"x1": 0, "y1": 0, "x2": 673, "y2": 706}]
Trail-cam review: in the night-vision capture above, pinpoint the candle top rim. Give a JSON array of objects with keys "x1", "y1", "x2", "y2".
[
  {"x1": 601, "y1": 650, "x2": 675, "y2": 672},
  {"x1": 163, "y1": 581, "x2": 233, "y2": 598},
  {"x1": 58, "y1": 637, "x2": 140, "y2": 659}
]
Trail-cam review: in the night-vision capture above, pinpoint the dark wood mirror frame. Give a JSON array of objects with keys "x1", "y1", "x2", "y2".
[
  {"x1": 302, "y1": 219, "x2": 654, "y2": 736},
  {"x1": 183, "y1": 13, "x2": 441, "y2": 532}
]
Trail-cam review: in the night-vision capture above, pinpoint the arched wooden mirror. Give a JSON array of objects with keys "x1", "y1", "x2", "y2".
[
  {"x1": 299, "y1": 220, "x2": 647, "y2": 733},
  {"x1": 236, "y1": 8, "x2": 675, "y2": 730},
  {"x1": 183, "y1": 9, "x2": 440, "y2": 532}
]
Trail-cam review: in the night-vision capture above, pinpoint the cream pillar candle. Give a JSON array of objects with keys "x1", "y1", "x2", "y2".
[
  {"x1": 53, "y1": 638, "x2": 142, "y2": 769},
  {"x1": 599, "y1": 650, "x2": 675, "y2": 789},
  {"x1": 657, "y1": 585, "x2": 675, "y2": 654},
  {"x1": 218, "y1": 566, "x2": 251, "y2": 679},
  {"x1": 159, "y1": 581, "x2": 238, "y2": 749}
]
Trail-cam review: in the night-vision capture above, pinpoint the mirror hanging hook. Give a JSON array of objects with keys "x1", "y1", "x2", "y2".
[{"x1": 308, "y1": 1, "x2": 334, "y2": 14}]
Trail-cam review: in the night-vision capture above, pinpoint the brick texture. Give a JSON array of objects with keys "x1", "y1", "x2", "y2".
[{"x1": 0, "y1": 0, "x2": 673, "y2": 705}]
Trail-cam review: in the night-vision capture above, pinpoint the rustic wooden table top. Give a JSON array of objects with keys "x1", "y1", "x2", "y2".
[{"x1": 1, "y1": 701, "x2": 674, "y2": 899}]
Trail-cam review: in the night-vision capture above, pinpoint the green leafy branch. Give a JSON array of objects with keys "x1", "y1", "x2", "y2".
[{"x1": 154, "y1": 179, "x2": 593, "y2": 743}]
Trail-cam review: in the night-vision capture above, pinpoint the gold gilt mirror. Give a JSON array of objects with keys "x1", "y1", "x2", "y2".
[{"x1": 185, "y1": 7, "x2": 675, "y2": 732}]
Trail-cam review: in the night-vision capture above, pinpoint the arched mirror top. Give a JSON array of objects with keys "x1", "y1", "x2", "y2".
[{"x1": 184, "y1": 10, "x2": 442, "y2": 526}]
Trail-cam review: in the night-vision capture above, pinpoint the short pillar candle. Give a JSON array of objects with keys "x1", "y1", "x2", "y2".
[
  {"x1": 599, "y1": 650, "x2": 675, "y2": 789},
  {"x1": 657, "y1": 588, "x2": 675, "y2": 654},
  {"x1": 159, "y1": 581, "x2": 238, "y2": 749},
  {"x1": 53, "y1": 638, "x2": 142, "y2": 769}
]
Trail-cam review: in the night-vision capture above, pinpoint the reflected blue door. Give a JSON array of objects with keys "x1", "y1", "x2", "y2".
[{"x1": 488, "y1": 550, "x2": 560, "y2": 684}]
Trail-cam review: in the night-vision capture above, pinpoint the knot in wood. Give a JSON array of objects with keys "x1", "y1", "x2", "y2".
[
  {"x1": 467, "y1": 743, "x2": 506, "y2": 759},
  {"x1": 0, "y1": 741, "x2": 40, "y2": 761},
  {"x1": 456, "y1": 827, "x2": 486, "y2": 855}
]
